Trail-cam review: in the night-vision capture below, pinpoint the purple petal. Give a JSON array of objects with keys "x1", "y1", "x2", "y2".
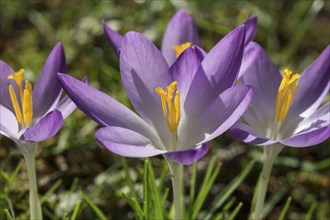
[
  {"x1": 238, "y1": 42, "x2": 282, "y2": 132},
  {"x1": 238, "y1": 42, "x2": 259, "y2": 79},
  {"x1": 21, "y1": 110, "x2": 64, "y2": 142},
  {"x1": 120, "y1": 32, "x2": 171, "y2": 139},
  {"x1": 201, "y1": 85, "x2": 254, "y2": 143},
  {"x1": 0, "y1": 60, "x2": 14, "y2": 76},
  {"x1": 57, "y1": 73, "x2": 158, "y2": 142},
  {"x1": 161, "y1": 10, "x2": 200, "y2": 66},
  {"x1": 286, "y1": 46, "x2": 330, "y2": 119},
  {"x1": 194, "y1": 46, "x2": 207, "y2": 58},
  {"x1": 179, "y1": 85, "x2": 253, "y2": 147},
  {"x1": 56, "y1": 95, "x2": 76, "y2": 119},
  {"x1": 0, "y1": 60, "x2": 20, "y2": 112},
  {"x1": 280, "y1": 126, "x2": 330, "y2": 148},
  {"x1": 33, "y1": 43, "x2": 67, "y2": 118},
  {"x1": 202, "y1": 24, "x2": 245, "y2": 94},
  {"x1": 170, "y1": 47, "x2": 203, "y2": 105},
  {"x1": 165, "y1": 143, "x2": 208, "y2": 165},
  {"x1": 242, "y1": 16, "x2": 257, "y2": 45},
  {"x1": 228, "y1": 122, "x2": 277, "y2": 146},
  {"x1": 182, "y1": 25, "x2": 247, "y2": 120},
  {"x1": 291, "y1": 103, "x2": 330, "y2": 135},
  {"x1": 0, "y1": 105, "x2": 19, "y2": 138},
  {"x1": 181, "y1": 67, "x2": 217, "y2": 129},
  {"x1": 56, "y1": 76, "x2": 88, "y2": 119},
  {"x1": 96, "y1": 127, "x2": 166, "y2": 157},
  {"x1": 102, "y1": 21, "x2": 123, "y2": 55}
]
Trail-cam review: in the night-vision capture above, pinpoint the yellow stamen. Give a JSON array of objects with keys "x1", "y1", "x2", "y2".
[
  {"x1": 9, "y1": 85, "x2": 23, "y2": 125},
  {"x1": 23, "y1": 80, "x2": 33, "y2": 126},
  {"x1": 174, "y1": 91, "x2": 180, "y2": 125},
  {"x1": 155, "y1": 81, "x2": 181, "y2": 132},
  {"x1": 8, "y1": 69, "x2": 25, "y2": 99},
  {"x1": 8, "y1": 69, "x2": 34, "y2": 127},
  {"x1": 172, "y1": 42, "x2": 191, "y2": 57},
  {"x1": 275, "y1": 68, "x2": 300, "y2": 122}
]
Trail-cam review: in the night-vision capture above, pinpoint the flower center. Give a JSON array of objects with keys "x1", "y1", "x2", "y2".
[
  {"x1": 8, "y1": 69, "x2": 33, "y2": 127},
  {"x1": 155, "y1": 81, "x2": 181, "y2": 133},
  {"x1": 172, "y1": 42, "x2": 191, "y2": 57},
  {"x1": 274, "y1": 68, "x2": 300, "y2": 122}
]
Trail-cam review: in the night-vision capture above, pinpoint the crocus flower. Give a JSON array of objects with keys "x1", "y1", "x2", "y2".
[
  {"x1": 0, "y1": 43, "x2": 76, "y2": 146},
  {"x1": 103, "y1": 10, "x2": 257, "y2": 66},
  {"x1": 229, "y1": 42, "x2": 329, "y2": 219},
  {"x1": 229, "y1": 42, "x2": 330, "y2": 147},
  {"x1": 58, "y1": 25, "x2": 253, "y2": 165},
  {"x1": 0, "y1": 43, "x2": 77, "y2": 220}
]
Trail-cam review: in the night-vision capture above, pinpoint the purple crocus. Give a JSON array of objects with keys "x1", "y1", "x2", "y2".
[
  {"x1": 0, "y1": 43, "x2": 76, "y2": 145},
  {"x1": 103, "y1": 10, "x2": 257, "y2": 66},
  {"x1": 0, "y1": 43, "x2": 77, "y2": 220},
  {"x1": 230, "y1": 42, "x2": 330, "y2": 147},
  {"x1": 58, "y1": 25, "x2": 253, "y2": 165},
  {"x1": 229, "y1": 42, "x2": 329, "y2": 219}
]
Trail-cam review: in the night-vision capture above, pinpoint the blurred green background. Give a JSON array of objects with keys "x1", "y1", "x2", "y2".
[{"x1": 0, "y1": 0, "x2": 329, "y2": 219}]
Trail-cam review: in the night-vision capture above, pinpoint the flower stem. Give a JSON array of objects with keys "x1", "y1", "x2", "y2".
[
  {"x1": 167, "y1": 160, "x2": 184, "y2": 219},
  {"x1": 21, "y1": 143, "x2": 42, "y2": 220},
  {"x1": 252, "y1": 144, "x2": 283, "y2": 220}
]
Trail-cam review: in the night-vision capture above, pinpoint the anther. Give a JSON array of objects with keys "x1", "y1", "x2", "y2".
[
  {"x1": 9, "y1": 85, "x2": 23, "y2": 124},
  {"x1": 275, "y1": 68, "x2": 300, "y2": 121},
  {"x1": 155, "y1": 81, "x2": 181, "y2": 132},
  {"x1": 172, "y1": 42, "x2": 191, "y2": 57}
]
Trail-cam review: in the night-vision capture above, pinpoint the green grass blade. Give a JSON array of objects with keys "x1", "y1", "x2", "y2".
[
  {"x1": 146, "y1": 159, "x2": 163, "y2": 219},
  {"x1": 80, "y1": 191, "x2": 107, "y2": 220},
  {"x1": 1, "y1": 160, "x2": 24, "y2": 195},
  {"x1": 315, "y1": 158, "x2": 330, "y2": 170},
  {"x1": 282, "y1": 1, "x2": 323, "y2": 61},
  {"x1": 279, "y1": 196, "x2": 292, "y2": 220},
  {"x1": 158, "y1": 161, "x2": 169, "y2": 191},
  {"x1": 161, "y1": 187, "x2": 170, "y2": 208},
  {"x1": 187, "y1": 162, "x2": 197, "y2": 217},
  {"x1": 191, "y1": 156, "x2": 221, "y2": 219},
  {"x1": 248, "y1": 173, "x2": 260, "y2": 219},
  {"x1": 0, "y1": 195, "x2": 15, "y2": 219},
  {"x1": 284, "y1": 0, "x2": 312, "y2": 26},
  {"x1": 122, "y1": 194, "x2": 144, "y2": 220},
  {"x1": 214, "y1": 212, "x2": 223, "y2": 220},
  {"x1": 198, "y1": 20, "x2": 231, "y2": 35},
  {"x1": 71, "y1": 200, "x2": 81, "y2": 220},
  {"x1": 7, "y1": 160, "x2": 24, "y2": 188},
  {"x1": 62, "y1": 212, "x2": 68, "y2": 220},
  {"x1": 204, "y1": 160, "x2": 255, "y2": 220},
  {"x1": 213, "y1": 197, "x2": 236, "y2": 220},
  {"x1": 228, "y1": 202, "x2": 243, "y2": 220},
  {"x1": 222, "y1": 197, "x2": 236, "y2": 212},
  {"x1": 40, "y1": 179, "x2": 63, "y2": 204},
  {"x1": 43, "y1": 207, "x2": 58, "y2": 220},
  {"x1": 143, "y1": 159, "x2": 149, "y2": 219},
  {"x1": 263, "y1": 180, "x2": 291, "y2": 218},
  {"x1": 121, "y1": 157, "x2": 139, "y2": 201},
  {"x1": 305, "y1": 202, "x2": 317, "y2": 220},
  {"x1": 69, "y1": 177, "x2": 79, "y2": 194},
  {"x1": 4, "y1": 209, "x2": 13, "y2": 220},
  {"x1": 0, "y1": 169, "x2": 10, "y2": 181}
]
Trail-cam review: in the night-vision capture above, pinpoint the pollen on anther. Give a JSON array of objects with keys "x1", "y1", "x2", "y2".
[
  {"x1": 172, "y1": 42, "x2": 191, "y2": 57},
  {"x1": 155, "y1": 81, "x2": 181, "y2": 132},
  {"x1": 7, "y1": 70, "x2": 34, "y2": 127},
  {"x1": 275, "y1": 68, "x2": 300, "y2": 122},
  {"x1": 8, "y1": 69, "x2": 25, "y2": 98}
]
